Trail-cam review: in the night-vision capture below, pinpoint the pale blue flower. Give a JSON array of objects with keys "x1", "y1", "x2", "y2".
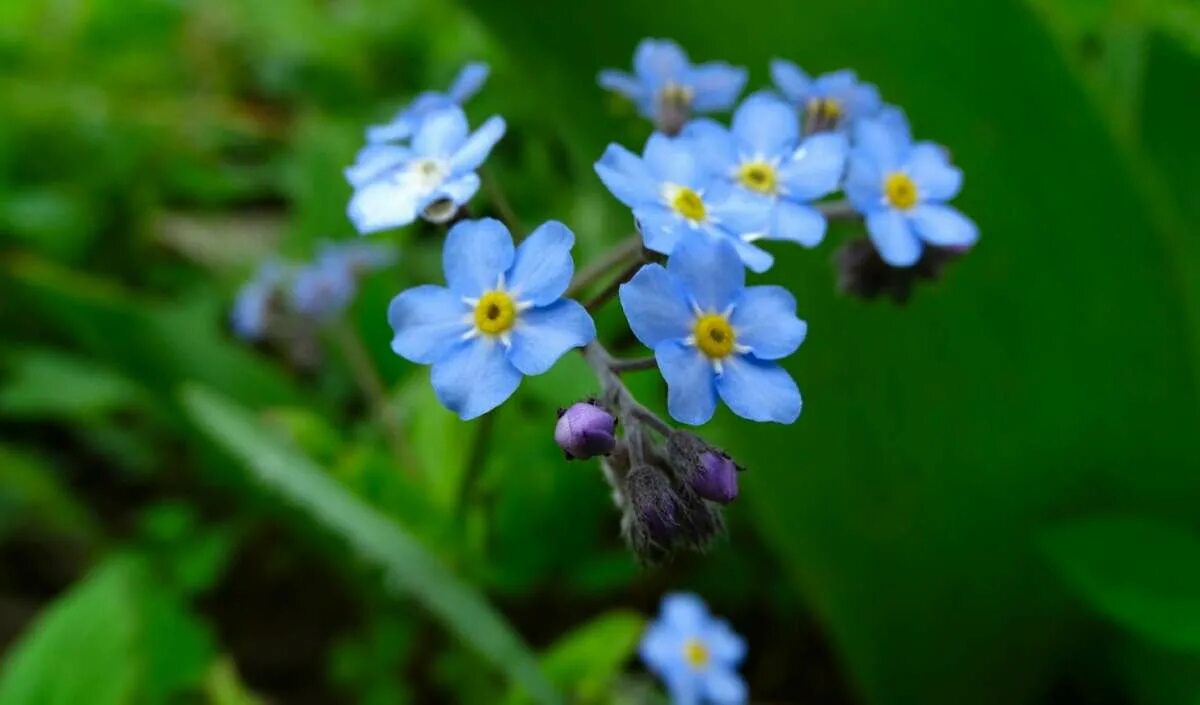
[
  {"x1": 347, "y1": 106, "x2": 505, "y2": 234},
  {"x1": 844, "y1": 116, "x2": 978, "y2": 266},
  {"x1": 367, "y1": 62, "x2": 489, "y2": 143},
  {"x1": 292, "y1": 240, "x2": 397, "y2": 320},
  {"x1": 232, "y1": 260, "x2": 288, "y2": 340},
  {"x1": 594, "y1": 133, "x2": 774, "y2": 272},
  {"x1": 388, "y1": 218, "x2": 595, "y2": 420},
  {"x1": 640, "y1": 593, "x2": 747, "y2": 705},
  {"x1": 599, "y1": 39, "x2": 746, "y2": 127},
  {"x1": 619, "y1": 237, "x2": 805, "y2": 425},
  {"x1": 770, "y1": 59, "x2": 881, "y2": 131},
  {"x1": 684, "y1": 93, "x2": 847, "y2": 249}
]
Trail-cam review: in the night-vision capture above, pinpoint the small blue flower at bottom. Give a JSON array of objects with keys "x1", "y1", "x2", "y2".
[
  {"x1": 640, "y1": 593, "x2": 747, "y2": 705},
  {"x1": 367, "y1": 62, "x2": 489, "y2": 144},
  {"x1": 619, "y1": 237, "x2": 806, "y2": 425},
  {"x1": 844, "y1": 116, "x2": 979, "y2": 267},
  {"x1": 388, "y1": 218, "x2": 596, "y2": 420}
]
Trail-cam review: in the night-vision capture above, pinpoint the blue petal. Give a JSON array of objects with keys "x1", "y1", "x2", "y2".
[
  {"x1": 716, "y1": 356, "x2": 801, "y2": 423},
  {"x1": 706, "y1": 185, "x2": 771, "y2": 235},
  {"x1": 667, "y1": 236, "x2": 744, "y2": 311},
  {"x1": 731, "y1": 93, "x2": 797, "y2": 156},
  {"x1": 681, "y1": 118, "x2": 737, "y2": 177},
  {"x1": 345, "y1": 145, "x2": 410, "y2": 188},
  {"x1": 413, "y1": 107, "x2": 469, "y2": 157},
  {"x1": 769, "y1": 201, "x2": 825, "y2": 248},
  {"x1": 663, "y1": 673, "x2": 703, "y2": 705},
  {"x1": 661, "y1": 593, "x2": 709, "y2": 632},
  {"x1": 432, "y1": 172, "x2": 481, "y2": 206},
  {"x1": 701, "y1": 668, "x2": 748, "y2": 705},
  {"x1": 595, "y1": 143, "x2": 658, "y2": 208},
  {"x1": 447, "y1": 62, "x2": 489, "y2": 102},
  {"x1": 347, "y1": 177, "x2": 422, "y2": 234},
  {"x1": 639, "y1": 620, "x2": 684, "y2": 675},
  {"x1": 866, "y1": 209, "x2": 922, "y2": 267},
  {"x1": 634, "y1": 204, "x2": 686, "y2": 255},
  {"x1": 449, "y1": 115, "x2": 506, "y2": 174},
  {"x1": 634, "y1": 38, "x2": 689, "y2": 83},
  {"x1": 507, "y1": 300, "x2": 596, "y2": 375},
  {"x1": 778, "y1": 132, "x2": 847, "y2": 199},
  {"x1": 843, "y1": 155, "x2": 884, "y2": 211},
  {"x1": 813, "y1": 69, "x2": 858, "y2": 95},
  {"x1": 366, "y1": 118, "x2": 417, "y2": 144},
  {"x1": 443, "y1": 218, "x2": 514, "y2": 297},
  {"x1": 907, "y1": 143, "x2": 962, "y2": 201},
  {"x1": 618, "y1": 263, "x2": 692, "y2": 348},
  {"x1": 507, "y1": 220, "x2": 575, "y2": 305},
  {"x1": 656, "y1": 341, "x2": 718, "y2": 425},
  {"x1": 701, "y1": 619, "x2": 747, "y2": 665},
  {"x1": 388, "y1": 285, "x2": 470, "y2": 364},
  {"x1": 431, "y1": 338, "x2": 522, "y2": 420},
  {"x1": 728, "y1": 236, "x2": 775, "y2": 273},
  {"x1": 687, "y1": 63, "x2": 748, "y2": 112},
  {"x1": 769, "y1": 58, "x2": 812, "y2": 104},
  {"x1": 598, "y1": 69, "x2": 643, "y2": 100},
  {"x1": 644, "y1": 133, "x2": 703, "y2": 187},
  {"x1": 909, "y1": 204, "x2": 979, "y2": 248},
  {"x1": 877, "y1": 105, "x2": 912, "y2": 143},
  {"x1": 730, "y1": 286, "x2": 807, "y2": 359},
  {"x1": 853, "y1": 117, "x2": 907, "y2": 172}
]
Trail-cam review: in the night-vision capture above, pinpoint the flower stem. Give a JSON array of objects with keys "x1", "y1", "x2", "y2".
[
  {"x1": 581, "y1": 341, "x2": 672, "y2": 437},
  {"x1": 330, "y1": 320, "x2": 417, "y2": 476},
  {"x1": 566, "y1": 234, "x2": 643, "y2": 299},
  {"x1": 584, "y1": 255, "x2": 644, "y2": 312},
  {"x1": 480, "y1": 166, "x2": 522, "y2": 236},
  {"x1": 608, "y1": 356, "x2": 657, "y2": 374}
]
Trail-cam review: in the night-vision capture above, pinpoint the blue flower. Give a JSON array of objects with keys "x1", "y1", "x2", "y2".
[
  {"x1": 640, "y1": 593, "x2": 747, "y2": 705},
  {"x1": 619, "y1": 237, "x2": 805, "y2": 425},
  {"x1": 388, "y1": 218, "x2": 596, "y2": 420},
  {"x1": 770, "y1": 59, "x2": 881, "y2": 131},
  {"x1": 367, "y1": 62, "x2": 489, "y2": 143},
  {"x1": 292, "y1": 240, "x2": 397, "y2": 320},
  {"x1": 232, "y1": 260, "x2": 288, "y2": 340},
  {"x1": 347, "y1": 106, "x2": 505, "y2": 234},
  {"x1": 844, "y1": 116, "x2": 978, "y2": 266},
  {"x1": 599, "y1": 39, "x2": 746, "y2": 129},
  {"x1": 683, "y1": 93, "x2": 847, "y2": 250},
  {"x1": 595, "y1": 133, "x2": 774, "y2": 272}
]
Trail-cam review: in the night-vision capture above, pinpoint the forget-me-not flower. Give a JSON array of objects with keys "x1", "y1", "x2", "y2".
[
  {"x1": 347, "y1": 105, "x2": 505, "y2": 234},
  {"x1": 770, "y1": 59, "x2": 881, "y2": 132},
  {"x1": 844, "y1": 117, "x2": 978, "y2": 266},
  {"x1": 367, "y1": 62, "x2": 489, "y2": 144},
  {"x1": 619, "y1": 237, "x2": 805, "y2": 425},
  {"x1": 292, "y1": 240, "x2": 397, "y2": 320},
  {"x1": 595, "y1": 133, "x2": 773, "y2": 272},
  {"x1": 640, "y1": 593, "x2": 747, "y2": 705},
  {"x1": 684, "y1": 93, "x2": 847, "y2": 250},
  {"x1": 232, "y1": 260, "x2": 288, "y2": 341},
  {"x1": 599, "y1": 39, "x2": 746, "y2": 132},
  {"x1": 388, "y1": 218, "x2": 595, "y2": 420}
]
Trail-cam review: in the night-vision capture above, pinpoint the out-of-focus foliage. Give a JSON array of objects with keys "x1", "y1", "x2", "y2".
[{"x1": 0, "y1": 0, "x2": 1198, "y2": 704}]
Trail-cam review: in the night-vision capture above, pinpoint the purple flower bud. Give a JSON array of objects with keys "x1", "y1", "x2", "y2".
[
  {"x1": 691, "y1": 451, "x2": 738, "y2": 504},
  {"x1": 554, "y1": 401, "x2": 617, "y2": 460}
]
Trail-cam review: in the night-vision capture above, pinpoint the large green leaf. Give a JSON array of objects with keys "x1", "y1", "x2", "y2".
[
  {"x1": 1042, "y1": 516, "x2": 1200, "y2": 652},
  {"x1": 178, "y1": 385, "x2": 561, "y2": 705},
  {"x1": 461, "y1": 0, "x2": 1200, "y2": 703}
]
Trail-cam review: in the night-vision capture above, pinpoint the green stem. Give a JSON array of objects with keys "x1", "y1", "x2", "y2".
[
  {"x1": 584, "y1": 255, "x2": 644, "y2": 312},
  {"x1": 480, "y1": 166, "x2": 523, "y2": 236},
  {"x1": 566, "y1": 234, "x2": 643, "y2": 299}
]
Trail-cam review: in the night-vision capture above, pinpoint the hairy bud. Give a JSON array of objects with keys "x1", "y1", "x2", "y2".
[
  {"x1": 555, "y1": 401, "x2": 617, "y2": 460},
  {"x1": 666, "y1": 431, "x2": 743, "y2": 504},
  {"x1": 623, "y1": 465, "x2": 680, "y2": 564},
  {"x1": 834, "y1": 237, "x2": 965, "y2": 304}
]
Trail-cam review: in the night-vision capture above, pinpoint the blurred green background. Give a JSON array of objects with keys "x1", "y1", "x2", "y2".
[{"x1": 2, "y1": 0, "x2": 1199, "y2": 703}]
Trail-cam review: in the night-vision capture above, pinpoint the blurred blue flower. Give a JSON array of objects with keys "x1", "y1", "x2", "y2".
[
  {"x1": 640, "y1": 593, "x2": 748, "y2": 705},
  {"x1": 770, "y1": 60, "x2": 881, "y2": 131},
  {"x1": 594, "y1": 133, "x2": 774, "y2": 272},
  {"x1": 619, "y1": 238, "x2": 805, "y2": 425},
  {"x1": 367, "y1": 62, "x2": 489, "y2": 143},
  {"x1": 844, "y1": 116, "x2": 978, "y2": 266},
  {"x1": 388, "y1": 218, "x2": 595, "y2": 420},
  {"x1": 684, "y1": 93, "x2": 847, "y2": 250},
  {"x1": 347, "y1": 106, "x2": 505, "y2": 234},
  {"x1": 232, "y1": 260, "x2": 288, "y2": 341},
  {"x1": 599, "y1": 39, "x2": 746, "y2": 130},
  {"x1": 292, "y1": 240, "x2": 397, "y2": 320}
]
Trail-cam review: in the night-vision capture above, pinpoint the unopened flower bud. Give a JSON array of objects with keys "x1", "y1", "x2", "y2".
[
  {"x1": 834, "y1": 237, "x2": 964, "y2": 304},
  {"x1": 623, "y1": 465, "x2": 679, "y2": 563},
  {"x1": 554, "y1": 401, "x2": 617, "y2": 460},
  {"x1": 666, "y1": 431, "x2": 743, "y2": 504}
]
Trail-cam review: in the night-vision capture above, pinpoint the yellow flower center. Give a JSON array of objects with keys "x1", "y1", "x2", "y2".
[
  {"x1": 738, "y1": 161, "x2": 778, "y2": 195},
  {"x1": 693, "y1": 313, "x2": 735, "y2": 359},
  {"x1": 659, "y1": 82, "x2": 695, "y2": 109},
  {"x1": 883, "y1": 172, "x2": 919, "y2": 210},
  {"x1": 683, "y1": 638, "x2": 710, "y2": 669},
  {"x1": 473, "y1": 290, "x2": 517, "y2": 335},
  {"x1": 670, "y1": 187, "x2": 707, "y2": 222},
  {"x1": 806, "y1": 97, "x2": 843, "y2": 124}
]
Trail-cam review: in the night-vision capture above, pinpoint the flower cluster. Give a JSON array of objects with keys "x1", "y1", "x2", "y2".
[{"x1": 641, "y1": 593, "x2": 747, "y2": 705}]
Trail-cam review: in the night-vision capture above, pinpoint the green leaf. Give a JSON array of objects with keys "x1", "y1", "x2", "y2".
[
  {"x1": 1042, "y1": 516, "x2": 1200, "y2": 652},
  {"x1": 506, "y1": 611, "x2": 645, "y2": 705},
  {"x1": 178, "y1": 384, "x2": 561, "y2": 705},
  {"x1": 0, "y1": 349, "x2": 143, "y2": 418}
]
